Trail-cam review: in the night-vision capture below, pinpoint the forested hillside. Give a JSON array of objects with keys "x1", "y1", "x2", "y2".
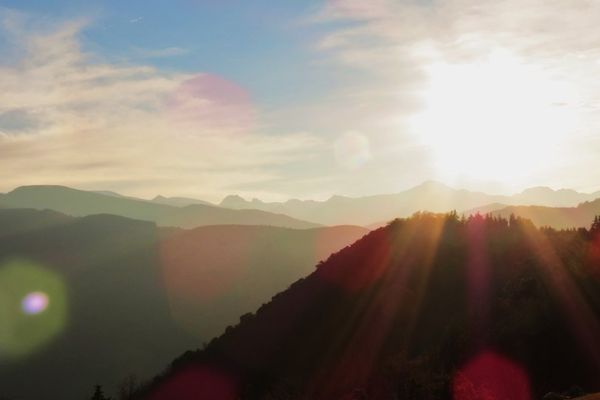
[{"x1": 141, "y1": 213, "x2": 600, "y2": 400}]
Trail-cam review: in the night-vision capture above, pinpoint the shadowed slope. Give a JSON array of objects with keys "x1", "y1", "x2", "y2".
[
  {"x1": 0, "y1": 210, "x2": 364, "y2": 400},
  {"x1": 0, "y1": 210, "x2": 194, "y2": 400},
  {"x1": 159, "y1": 224, "x2": 368, "y2": 340}
]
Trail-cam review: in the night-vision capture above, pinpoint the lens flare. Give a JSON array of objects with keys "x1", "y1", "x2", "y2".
[
  {"x1": 166, "y1": 73, "x2": 254, "y2": 134},
  {"x1": 0, "y1": 259, "x2": 68, "y2": 359},
  {"x1": 149, "y1": 365, "x2": 239, "y2": 400},
  {"x1": 453, "y1": 351, "x2": 531, "y2": 400},
  {"x1": 334, "y1": 131, "x2": 371, "y2": 170},
  {"x1": 21, "y1": 292, "x2": 49, "y2": 315}
]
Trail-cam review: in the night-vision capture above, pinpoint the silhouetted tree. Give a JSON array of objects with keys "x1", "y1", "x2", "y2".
[
  {"x1": 591, "y1": 215, "x2": 600, "y2": 235},
  {"x1": 117, "y1": 375, "x2": 139, "y2": 400},
  {"x1": 90, "y1": 385, "x2": 111, "y2": 400}
]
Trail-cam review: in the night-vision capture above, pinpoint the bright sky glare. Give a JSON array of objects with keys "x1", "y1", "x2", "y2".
[{"x1": 1, "y1": 1, "x2": 600, "y2": 200}]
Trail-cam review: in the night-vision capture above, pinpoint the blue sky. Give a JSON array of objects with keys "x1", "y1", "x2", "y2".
[
  {"x1": 1, "y1": 0, "x2": 600, "y2": 200},
  {"x1": 0, "y1": 0, "x2": 340, "y2": 107}
]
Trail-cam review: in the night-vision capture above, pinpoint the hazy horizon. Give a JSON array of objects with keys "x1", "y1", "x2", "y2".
[
  {"x1": 3, "y1": 180, "x2": 600, "y2": 204},
  {"x1": 2, "y1": 1, "x2": 600, "y2": 202}
]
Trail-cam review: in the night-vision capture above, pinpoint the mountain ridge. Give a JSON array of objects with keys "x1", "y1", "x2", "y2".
[
  {"x1": 0, "y1": 185, "x2": 319, "y2": 230},
  {"x1": 218, "y1": 181, "x2": 600, "y2": 226}
]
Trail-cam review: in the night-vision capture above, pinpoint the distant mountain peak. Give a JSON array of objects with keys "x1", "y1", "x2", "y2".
[
  {"x1": 327, "y1": 194, "x2": 351, "y2": 202},
  {"x1": 220, "y1": 194, "x2": 248, "y2": 208},
  {"x1": 520, "y1": 186, "x2": 555, "y2": 194},
  {"x1": 152, "y1": 195, "x2": 213, "y2": 207},
  {"x1": 11, "y1": 184, "x2": 73, "y2": 192},
  {"x1": 411, "y1": 180, "x2": 454, "y2": 192}
]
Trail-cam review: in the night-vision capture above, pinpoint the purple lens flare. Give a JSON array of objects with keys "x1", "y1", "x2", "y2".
[{"x1": 21, "y1": 292, "x2": 49, "y2": 315}]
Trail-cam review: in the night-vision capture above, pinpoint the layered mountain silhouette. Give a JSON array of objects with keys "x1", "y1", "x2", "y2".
[
  {"x1": 220, "y1": 181, "x2": 600, "y2": 226},
  {"x1": 3, "y1": 182, "x2": 599, "y2": 229},
  {"x1": 0, "y1": 186, "x2": 319, "y2": 229},
  {"x1": 140, "y1": 213, "x2": 600, "y2": 400},
  {"x1": 0, "y1": 209, "x2": 365, "y2": 400}
]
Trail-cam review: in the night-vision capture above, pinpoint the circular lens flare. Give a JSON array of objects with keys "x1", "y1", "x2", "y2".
[
  {"x1": 166, "y1": 73, "x2": 254, "y2": 134},
  {"x1": 334, "y1": 131, "x2": 371, "y2": 170},
  {"x1": 0, "y1": 259, "x2": 68, "y2": 358},
  {"x1": 453, "y1": 351, "x2": 531, "y2": 400},
  {"x1": 21, "y1": 292, "x2": 49, "y2": 315}
]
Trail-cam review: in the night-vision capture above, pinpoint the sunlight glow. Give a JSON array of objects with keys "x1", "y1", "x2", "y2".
[
  {"x1": 411, "y1": 49, "x2": 580, "y2": 184},
  {"x1": 522, "y1": 226, "x2": 600, "y2": 369}
]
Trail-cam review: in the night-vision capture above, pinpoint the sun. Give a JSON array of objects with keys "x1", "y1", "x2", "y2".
[{"x1": 410, "y1": 49, "x2": 579, "y2": 186}]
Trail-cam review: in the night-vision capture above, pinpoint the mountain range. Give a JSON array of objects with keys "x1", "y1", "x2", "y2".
[
  {"x1": 0, "y1": 186, "x2": 319, "y2": 229},
  {"x1": 2, "y1": 182, "x2": 600, "y2": 231},
  {"x1": 219, "y1": 181, "x2": 600, "y2": 226}
]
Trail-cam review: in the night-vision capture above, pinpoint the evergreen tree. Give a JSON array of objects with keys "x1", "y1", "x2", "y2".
[
  {"x1": 592, "y1": 215, "x2": 600, "y2": 235},
  {"x1": 117, "y1": 375, "x2": 139, "y2": 400},
  {"x1": 90, "y1": 385, "x2": 111, "y2": 400}
]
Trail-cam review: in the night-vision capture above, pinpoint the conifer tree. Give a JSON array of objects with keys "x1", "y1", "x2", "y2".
[
  {"x1": 90, "y1": 385, "x2": 111, "y2": 400},
  {"x1": 592, "y1": 215, "x2": 600, "y2": 235}
]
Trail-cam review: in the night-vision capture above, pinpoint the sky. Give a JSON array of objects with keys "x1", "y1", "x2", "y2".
[{"x1": 1, "y1": 0, "x2": 600, "y2": 202}]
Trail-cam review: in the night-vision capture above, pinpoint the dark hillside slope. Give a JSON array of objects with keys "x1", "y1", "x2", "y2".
[
  {"x1": 0, "y1": 208, "x2": 73, "y2": 236},
  {"x1": 143, "y1": 214, "x2": 600, "y2": 400},
  {"x1": 159, "y1": 224, "x2": 368, "y2": 339},
  {"x1": 0, "y1": 210, "x2": 196, "y2": 400},
  {"x1": 0, "y1": 210, "x2": 364, "y2": 400}
]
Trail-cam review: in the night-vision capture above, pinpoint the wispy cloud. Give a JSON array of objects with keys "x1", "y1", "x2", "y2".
[{"x1": 0, "y1": 11, "x2": 324, "y2": 201}]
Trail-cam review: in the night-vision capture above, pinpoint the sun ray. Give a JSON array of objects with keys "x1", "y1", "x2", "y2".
[{"x1": 520, "y1": 223, "x2": 600, "y2": 370}]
